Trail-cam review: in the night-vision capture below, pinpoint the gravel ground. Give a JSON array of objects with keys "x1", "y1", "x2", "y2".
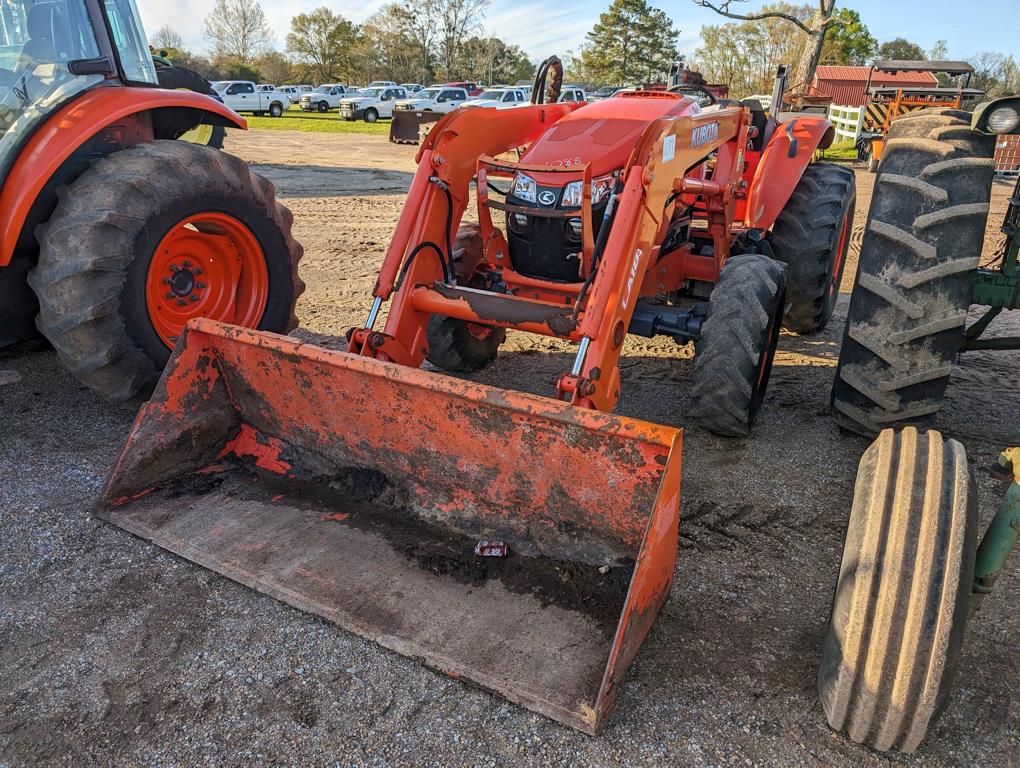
[{"x1": 1, "y1": 130, "x2": 1017, "y2": 767}]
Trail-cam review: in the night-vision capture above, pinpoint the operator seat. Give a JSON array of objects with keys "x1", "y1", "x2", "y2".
[
  {"x1": 16, "y1": 4, "x2": 60, "y2": 73},
  {"x1": 742, "y1": 98, "x2": 768, "y2": 151}
]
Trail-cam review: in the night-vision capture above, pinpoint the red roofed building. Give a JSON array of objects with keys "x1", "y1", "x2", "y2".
[{"x1": 811, "y1": 65, "x2": 938, "y2": 107}]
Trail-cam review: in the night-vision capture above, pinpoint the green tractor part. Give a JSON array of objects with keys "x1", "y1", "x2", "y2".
[{"x1": 972, "y1": 447, "x2": 1020, "y2": 613}]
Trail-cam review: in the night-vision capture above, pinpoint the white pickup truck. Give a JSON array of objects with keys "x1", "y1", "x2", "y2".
[
  {"x1": 459, "y1": 87, "x2": 529, "y2": 110},
  {"x1": 338, "y1": 86, "x2": 409, "y2": 122},
  {"x1": 299, "y1": 84, "x2": 349, "y2": 112},
  {"x1": 393, "y1": 86, "x2": 469, "y2": 115},
  {"x1": 211, "y1": 81, "x2": 288, "y2": 117}
]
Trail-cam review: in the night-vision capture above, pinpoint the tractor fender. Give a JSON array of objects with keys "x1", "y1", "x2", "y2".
[
  {"x1": 743, "y1": 116, "x2": 836, "y2": 232},
  {"x1": 0, "y1": 86, "x2": 245, "y2": 266}
]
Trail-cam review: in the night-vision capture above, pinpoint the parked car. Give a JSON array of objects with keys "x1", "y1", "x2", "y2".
[
  {"x1": 393, "y1": 86, "x2": 469, "y2": 114},
  {"x1": 556, "y1": 86, "x2": 587, "y2": 103},
  {"x1": 299, "y1": 84, "x2": 349, "y2": 112},
  {"x1": 444, "y1": 81, "x2": 483, "y2": 97},
  {"x1": 339, "y1": 86, "x2": 409, "y2": 122},
  {"x1": 589, "y1": 86, "x2": 625, "y2": 101},
  {"x1": 400, "y1": 83, "x2": 425, "y2": 94},
  {"x1": 211, "y1": 80, "x2": 288, "y2": 117},
  {"x1": 366, "y1": 80, "x2": 397, "y2": 88},
  {"x1": 459, "y1": 87, "x2": 528, "y2": 109},
  {"x1": 257, "y1": 83, "x2": 277, "y2": 92},
  {"x1": 276, "y1": 85, "x2": 302, "y2": 105}
]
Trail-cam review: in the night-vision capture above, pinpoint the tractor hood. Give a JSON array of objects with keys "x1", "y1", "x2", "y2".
[{"x1": 520, "y1": 93, "x2": 699, "y2": 179}]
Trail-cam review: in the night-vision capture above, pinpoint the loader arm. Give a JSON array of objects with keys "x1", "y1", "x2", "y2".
[{"x1": 351, "y1": 102, "x2": 750, "y2": 412}]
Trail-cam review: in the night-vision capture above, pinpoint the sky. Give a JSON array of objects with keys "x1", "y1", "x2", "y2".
[{"x1": 138, "y1": 0, "x2": 1020, "y2": 64}]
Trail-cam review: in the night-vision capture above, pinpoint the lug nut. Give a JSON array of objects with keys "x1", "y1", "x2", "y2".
[
  {"x1": 162, "y1": 277, "x2": 172, "y2": 285},
  {"x1": 169, "y1": 264, "x2": 180, "y2": 272},
  {"x1": 176, "y1": 299, "x2": 187, "y2": 306},
  {"x1": 196, "y1": 282, "x2": 207, "y2": 290},
  {"x1": 189, "y1": 295, "x2": 200, "y2": 303},
  {"x1": 165, "y1": 292, "x2": 175, "y2": 299}
]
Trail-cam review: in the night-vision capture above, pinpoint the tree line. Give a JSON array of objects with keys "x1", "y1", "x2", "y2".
[
  {"x1": 152, "y1": 0, "x2": 534, "y2": 87},
  {"x1": 689, "y1": 1, "x2": 1020, "y2": 98}
]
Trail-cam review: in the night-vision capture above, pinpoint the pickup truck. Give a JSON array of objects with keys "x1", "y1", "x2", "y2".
[
  {"x1": 299, "y1": 84, "x2": 349, "y2": 112},
  {"x1": 459, "y1": 87, "x2": 528, "y2": 110},
  {"x1": 338, "y1": 86, "x2": 409, "y2": 122},
  {"x1": 211, "y1": 80, "x2": 288, "y2": 117},
  {"x1": 392, "y1": 86, "x2": 469, "y2": 114}
]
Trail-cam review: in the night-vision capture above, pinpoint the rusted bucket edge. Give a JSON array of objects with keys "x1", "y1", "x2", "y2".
[{"x1": 177, "y1": 319, "x2": 679, "y2": 446}]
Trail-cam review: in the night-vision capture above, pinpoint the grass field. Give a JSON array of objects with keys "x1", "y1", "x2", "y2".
[
  {"x1": 246, "y1": 109, "x2": 390, "y2": 135},
  {"x1": 817, "y1": 140, "x2": 858, "y2": 161}
]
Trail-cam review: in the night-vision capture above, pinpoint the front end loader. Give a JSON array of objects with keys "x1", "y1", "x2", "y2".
[
  {"x1": 0, "y1": 0, "x2": 302, "y2": 402},
  {"x1": 99, "y1": 62, "x2": 855, "y2": 733}
]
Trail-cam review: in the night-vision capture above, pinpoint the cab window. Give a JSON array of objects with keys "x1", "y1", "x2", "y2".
[{"x1": 102, "y1": 0, "x2": 157, "y2": 84}]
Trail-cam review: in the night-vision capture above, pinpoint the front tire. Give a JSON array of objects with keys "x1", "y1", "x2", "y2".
[
  {"x1": 689, "y1": 253, "x2": 787, "y2": 436},
  {"x1": 426, "y1": 224, "x2": 504, "y2": 372},
  {"x1": 819, "y1": 427, "x2": 976, "y2": 753},
  {"x1": 831, "y1": 109, "x2": 995, "y2": 437},
  {"x1": 154, "y1": 66, "x2": 227, "y2": 149},
  {"x1": 317, "y1": 101, "x2": 329, "y2": 113},
  {"x1": 364, "y1": 108, "x2": 379, "y2": 123},
  {"x1": 27, "y1": 141, "x2": 304, "y2": 402},
  {"x1": 771, "y1": 163, "x2": 856, "y2": 334}
]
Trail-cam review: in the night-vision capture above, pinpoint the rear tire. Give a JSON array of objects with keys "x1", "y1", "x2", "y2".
[
  {"x1": 269, "y1": 101, "x2": 284, "y2": 117},
  {"x1": 819, "y1": 427, "x2": 976, "y2": 754},
  {"x1": 771, "y1": 163, "x2": 856, "y2": 334},
  {"x1": 27, "y1": 141, "x2": 304, "y2": 403},
  {"x1": 426, "y1": 224, "x2": 505, "y2": 372},
  {"x1": 154, "y1": 66, "x2": 227, "y2": 149},
  {"x1": 831, "y1": 109, "x2": 995, "y2": 437},
  {"x1": 689, "y1": 253, "x2": 787, "y2": 436}
]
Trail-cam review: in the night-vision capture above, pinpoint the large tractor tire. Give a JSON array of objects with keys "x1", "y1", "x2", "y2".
[
  {"x1": 27, "y1": 141, "x2": 304, "y2": 403},
  {"x1": 155, "y1": 66, "x2": 227, "y2": 149},
  {"x1": 426, "y1": 223, "x2": 505, "y2": 372},
  {"x1": 771, "y1": 162, "x2": 856, "y2": 334},
  {"x1": 819, "y1": 427, "x2": 977, "y2": 753},
  {"x1": 689, "y1": 253, "x2": 786, "y2": 436},
  {"x1": 830, "y1": 109, "x2": 996, "y2": 437}
]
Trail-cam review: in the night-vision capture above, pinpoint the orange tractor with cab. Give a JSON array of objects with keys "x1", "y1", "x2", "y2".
[
  {"x1": 98, "y1": 61, "x2": 856, "y2": 734},
  {"x1": 0, "y1": 0, "x2": 302, "y2": 402}
]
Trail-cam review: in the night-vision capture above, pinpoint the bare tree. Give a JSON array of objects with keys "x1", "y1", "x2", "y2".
[
  {"x1": 438, "y1": 0, "x2": 489, "y2": 79},
  {"x1": 205, "y1": 0, "x2": 275, "y2": 65},
  {"x1": 150, "y1": 25, "x2": 185, "y2": 53},
  {"x1": 694, "y1": 0, "x2": 842, "y2": 87}
]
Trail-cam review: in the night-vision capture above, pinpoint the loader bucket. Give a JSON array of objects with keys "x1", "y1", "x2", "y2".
[
  {"x1": 389, "y1": 110, "x2": 442, "y2": 144},
  {"x1": 97, "y1": 319, "x2": 683, "y2": 734}
]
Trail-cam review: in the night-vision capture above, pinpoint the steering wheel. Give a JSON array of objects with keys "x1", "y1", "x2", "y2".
[{"x1": 669, "y1": 84, "x2": 718, "y2": 108}]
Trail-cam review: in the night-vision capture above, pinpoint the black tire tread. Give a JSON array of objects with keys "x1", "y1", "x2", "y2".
[
  {"x1": 155, "y1": 66, "x2": 227, "y2": 149},
  {"x1": 689, "y1": 253, "x2": 786, "y2": 436},
  {"x1": 831, "y1": 110, "x2": 995, "y2": 437},
  {"x1": 819, "y1": 427, "x2": 976, "y2": 753},
  {"x1": 27, "y1": 141, "x2": 303, "y2": 402},
  {"x1": 771, "y1": 162, "x2": 856, "y2": 334}
]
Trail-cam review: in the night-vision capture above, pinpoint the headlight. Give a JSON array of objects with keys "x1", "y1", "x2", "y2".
[
  {"x1": 512, "y1": 173, "x2": 537, "y2": 203},
  {"x1": 987, "y1": 105, "x2": 1020, "y2": 134},
  {"x1": 561, "y1": 174, "x2": 616, "y2": 208}
]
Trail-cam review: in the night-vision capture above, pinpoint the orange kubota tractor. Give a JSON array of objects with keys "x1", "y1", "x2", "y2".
[
  {"x1": 98, "y1": 61, "x2": 855, "y2": 733},
  {"x1": 0, "y1": 0, "x2": 302, "y2": 402}
]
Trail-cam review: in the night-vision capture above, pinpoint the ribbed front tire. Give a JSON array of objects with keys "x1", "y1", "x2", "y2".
[{"x1": 819, "y1": 427, "x2": 977, "y2": 753}]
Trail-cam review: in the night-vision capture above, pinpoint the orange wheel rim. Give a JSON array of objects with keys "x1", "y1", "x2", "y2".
[
  {"x1": 830, "y1": 210, "x2": 851, "y2": 300},
  {"x1": 146, "y1": 212, "x2": 269, "y2": 348}
]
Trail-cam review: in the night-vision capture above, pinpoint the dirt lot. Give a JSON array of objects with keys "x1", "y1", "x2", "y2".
[{"x1": 1, "y1": 130, "x2": 1017, "y2": 767}]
